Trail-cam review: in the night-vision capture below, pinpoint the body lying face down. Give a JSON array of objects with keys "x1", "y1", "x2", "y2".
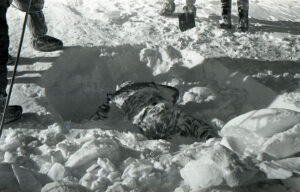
[{"x1": 90, "y1": 82, "x2": 219, "y2": 140}]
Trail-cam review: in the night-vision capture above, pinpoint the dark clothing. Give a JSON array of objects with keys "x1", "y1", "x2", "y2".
[
  {"x1": 0, "y1": 5, "x2": 9, "y2": 95},
  {"x1": 221, "y1": 0, "x2": 249, "y2": 13},
  {"x1": 14, "y1": 0, "x2": 47, "y2": 37},
  {"x1": 0, "y1": 0, "x2": 48, "y2": 94}
]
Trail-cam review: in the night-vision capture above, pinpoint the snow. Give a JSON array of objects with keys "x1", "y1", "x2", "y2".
[
  {"x1": 180, "y1": 144, "x2": 260, "y2": 190},
  {"x1": 220, "y1": 108, "x2": 300, "y2": 160},
  {"x1": 2, "y1": 0, "x2": 300, "y2": 191}
]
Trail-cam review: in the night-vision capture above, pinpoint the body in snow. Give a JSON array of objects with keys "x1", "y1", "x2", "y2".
[{"x1": 91, "y1": 82, "x2": 218, "y2": 140}]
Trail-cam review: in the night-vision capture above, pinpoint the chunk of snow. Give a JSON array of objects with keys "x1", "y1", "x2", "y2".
[
  {"x1": 182, "y1": 87, "x2": 216, "y2": 105},
  {"x1": 41, "y1": 181, "x2": 90, "y2": 192},
  {"x1": 258, "y1": 161, "x2": 292, "y2": 179},
  {"x1": 106, "y1": 182, "x2": 125, "y2": 192},
  {"x1": 4, "y1": 151, "x2": 17, "y2": 163},
  {"x1": 221, "y1": 108, "x2": 300, "y2": 138},
  {"x1": 221, "y1": 108, "x2": 300, "y2": 159},
  {"x1": 273, "y1": 157, "x2": 300, "y2": 174},
  {"x1": 122, "y1": 162, "x2": 154, "y2": 179},
  {"x1": 47, "y1": 163, "x2": 69, "y2": 181},
  {"x1": 97, "y1": 158, "x2": 116, "y2": 172},
  {"x1": 140, "y1": 45, "x2": 182, "y2": 76},
  {"x1": 180, "y1": 145, "x2": 260, "y2": 190},
  {"x1": 261, "y1": 124, "x2": 300, "y2": 159},
  {"x1": 65, "y1": 138, "x2": 119, "y2": 168},
  {"x1": 0, "y1": 131, "x2": 24, "y2": 151}
]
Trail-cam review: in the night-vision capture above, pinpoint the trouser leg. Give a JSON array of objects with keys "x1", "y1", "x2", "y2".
[
  {"x1": 13, "y1": 0, "x2": 47, "y2": 38},
  {"x1": 237, "y1": 0, "x2": 249, "y2": 31},
  {"x1": 28, "y1": 11, "x2": 47, "y2": 38},
  {"x1": 237, "y1": 0, "x2": 249, "y2": 11},
  {"x1": 221, "y1": 0, "x2": 232, "y2": 19},
  {"x1": 220, "y1": 0, "x2": 232, "y2": 28},
  {"x1": 0, "y1": 6, "x2": 9, "y2": 96},
  {"x1": 186, "y1": 0, "x2": 196, "y2": 6}
]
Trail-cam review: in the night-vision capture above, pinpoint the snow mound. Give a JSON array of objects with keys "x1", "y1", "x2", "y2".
[
  {"x1": 221, "y1": 108, "x2": 300, "y2": 159},
  {"x1": 180, "y1": 145, "x2": 260, "y2": 190},
  {"x1": 182, "y1": 86, "x2": 216, "y2": 105},
  {"x1": 140, "y1": 45, "x2": 183, "y2": 76}
]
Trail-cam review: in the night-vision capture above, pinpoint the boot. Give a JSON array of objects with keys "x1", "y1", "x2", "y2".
[
  {"x1": 238, "y1": 9, "x2": 249, "y2": 32},
  {"x1": 159, "y1": 1, "x2": 176, "y2": 16},
  {"x1": 7, "y1": 54, "x2": 13, "y2": 65},
  {"x1": 0, "y1": 95, "x2": 23, "y2": 124},
  {"x1": 32, "y1": 35, "x2": 63, "y2": 52},
  {"x1": 220, "y1": 0, "x2": 232, "y2": 29}
]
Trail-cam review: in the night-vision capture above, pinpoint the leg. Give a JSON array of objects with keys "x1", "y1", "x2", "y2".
[
  {"x1": 186, "y1": 0, "x2": 196, "y2": 6},
  {"x1": 14, "y1": 0, "x2": 63, "y2": 51},
  {"x1": 184, "y1": 0, "x2": 197, "y2": 16},
  {"x1": 159, "y1": 0, "x2": 176, "y2": 16},
  {"x1": 237, "y1": 0, "x2": 249, "y2": 31},
  {"x1": 0, "y1": 6, "x2": 9, "y2": 96},
  {"x1": 0, "y1": 4, "x2": 22, "y2": 124},
  {"x1": 28, "y1": 11, "x2": 48, "y2": 38},
  {"x1": 220, "y1": 0, "x2": 232, "y2": 29}
]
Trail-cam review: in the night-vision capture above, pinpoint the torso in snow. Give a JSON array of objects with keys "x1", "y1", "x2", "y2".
[{"x1": 90, "y1": 82, "x2": 218, "y2": 140}]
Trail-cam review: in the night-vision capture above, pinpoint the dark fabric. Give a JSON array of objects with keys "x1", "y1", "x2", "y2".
[
  {"x1": 13, "y1": 0, "x2": 44, "y2": 12},
  {"x1": 221, "y1": 0, "x2": 249, "y2": 13},
  {"x1": 0, "y1": 0, "x2": 10, "y2": 8},
  {"x1": 13, "y1": 0, "x2": 47, "y2": 37},
  {"x1": 91, "y1": 82, "x2": 218, "y2": 140},
  {"x1": 28, "y1": 11, "x2": 47, "y2": 38},
  {"x1": 0, "y1": 6, "x2": 8, "y2": 95},
  {"x1": 237, "y1": 0, "x2": 249, "y2": 11}
]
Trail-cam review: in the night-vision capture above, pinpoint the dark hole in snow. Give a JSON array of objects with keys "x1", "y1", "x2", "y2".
[{"x1": 41, "y1": 45, "x2": 154, "y2": 122}]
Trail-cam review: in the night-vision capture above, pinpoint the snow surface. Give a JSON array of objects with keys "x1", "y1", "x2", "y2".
[{"x1": 2, "y1": 0, "x2": 300, "y2": 191}]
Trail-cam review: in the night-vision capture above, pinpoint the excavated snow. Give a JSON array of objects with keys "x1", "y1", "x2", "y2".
[{"x1": 2, "y1": 0, "x2": 300, "y2": 191}]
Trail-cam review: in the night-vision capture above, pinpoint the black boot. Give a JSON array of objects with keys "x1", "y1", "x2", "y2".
[
  {"x1": 220, "y1": 0, "x2": 232, "y2": 29},
  {"x1": 32, "y1": 35, "x2": 63, "y2": 52},
  {"x1": 0, "y1": 95, "x2": 23, "y2": 124},
  {"x1": 238, "y1": 9, "x2": 249, "y2": 32}
]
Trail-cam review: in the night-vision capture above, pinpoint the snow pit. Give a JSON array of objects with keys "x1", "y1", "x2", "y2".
[
  {"x1": 41, "y1": 45, "x2": 153, "y2": 122},
  {"x1": 41, "y1": 44, "x2": 281, "y2": 125}
]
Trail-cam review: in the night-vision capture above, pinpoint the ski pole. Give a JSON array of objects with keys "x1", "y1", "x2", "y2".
[{"x1": 0, "y1": 0, "x2": 32, "y2": 138}]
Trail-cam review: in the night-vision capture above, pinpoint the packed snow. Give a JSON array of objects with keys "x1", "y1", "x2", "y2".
[{"x1": 1, "y1": 0, "x2": 300, "y2": 191}]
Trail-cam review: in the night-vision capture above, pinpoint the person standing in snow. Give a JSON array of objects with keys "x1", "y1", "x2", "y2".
[
  {"x1": 12, "y1": 0, "x2": 63, "y2": 52},
  {"x1": 220, "y1": 0, "x2": 249, "y2": 31},
  {"x1": 160, "y1": 0, "x2": 196, "y2": 16},
  {"x1": 0, "y1": 0, "x2": 22, "y2": 124},
  {"x1": 160, "y1": 0, "x2": 249, "y2": 31}
]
